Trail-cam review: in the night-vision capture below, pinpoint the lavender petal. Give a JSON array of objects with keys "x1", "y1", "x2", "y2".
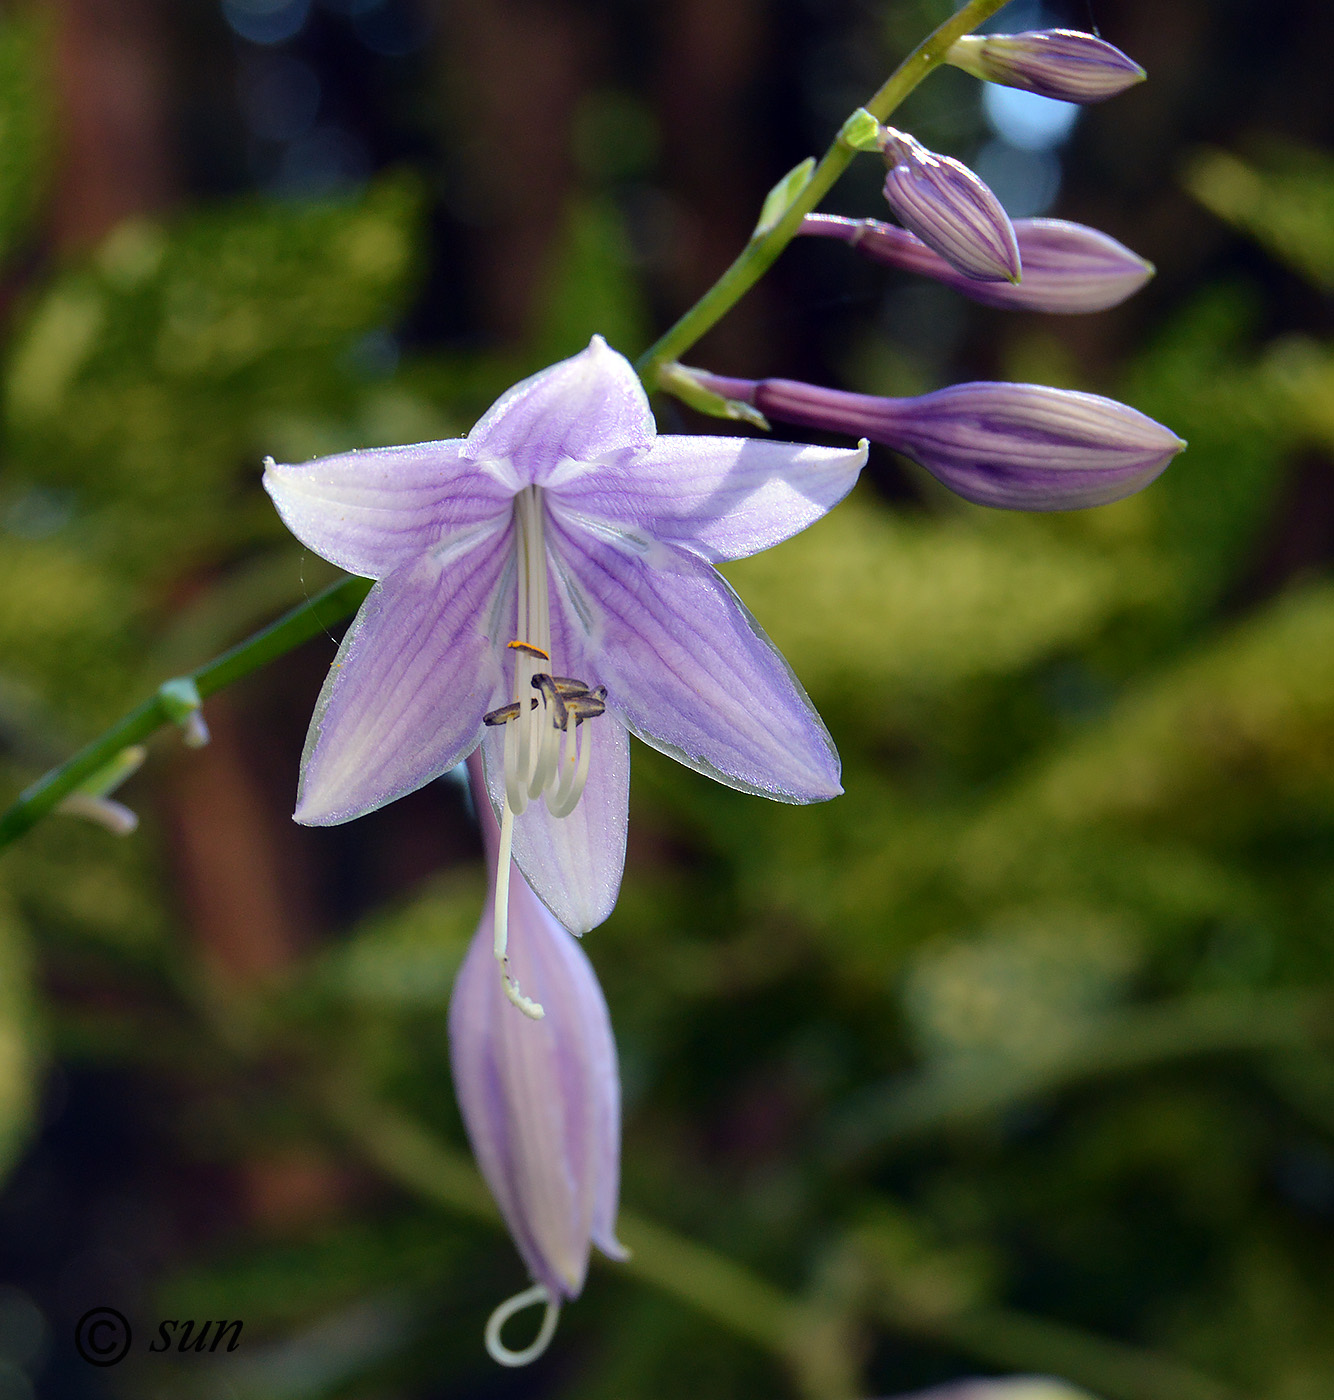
[
  {"x1": 801, "y1": 214, "x2": 1154, "y2": 314},
  {"x1": 449, "y1": 798, "x2": 623, "y2": 1300},
  {"x1": 549, "y1": 508, "x2": 841, "y2": 802},
  {"x1": 481, "y1": 715, "x2": 630, "y2": 936},
  {"x1": 464, "y1": 335, "x2": 654, "y2": 485},
  {"x1": 294, "y1": 529, "x2": 510, "y2": 824},
  {"x1": 263, "y1": 440, "x2": 513, "y2": 580},
  {"x1": 558, "y1": 434, "x2": 868, "y2": 562},
  {"x1": 880, "y1": 128, "x2": 1021, "y2": 283}
]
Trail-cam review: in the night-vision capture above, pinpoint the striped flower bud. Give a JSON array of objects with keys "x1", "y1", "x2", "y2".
[
  {"x1": 449, "y1": 758, "x2": 625, "y2": 1366},
  {"x1": 695, "y1": 373, "x2": 1185, "y2": 512},
  {"x1": 800, "y1": 214, "x2": 1154, "y2": 314},
  {"x1": 948, "y1": 29, "x2": 1146, "y2": 104},
  {"x1": 879, "y1": 126, "x2": 1021, "y2": 284}
]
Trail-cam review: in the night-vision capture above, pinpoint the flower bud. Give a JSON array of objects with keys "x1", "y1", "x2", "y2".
[
  {"x1": 879, "y1": 127, "x2": 1021, "y2": 283},
  {"x1": 949, "y1": 30, "x2": 1146, "y2": 104},
  {"x1": 695, "y1": 374, "x2": 1184, "y2": 511},
  {"x1": 800, "y1": 214, "x2": 1154, "y2": 314},
  {"x1": 449, "y1": 760, "x2": 625, "y2": 1363}
]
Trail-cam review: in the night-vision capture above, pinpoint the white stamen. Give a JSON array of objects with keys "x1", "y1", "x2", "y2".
[
  {"x1": 484, "y1": 1283, "x2": 560, "y2": 1367},
  {"x1": 491, "y1": 485, "x2": 601, "y2": 1007},
  {"x1": 492, "y1": 802, "x2": 544, "y2": 1020}
]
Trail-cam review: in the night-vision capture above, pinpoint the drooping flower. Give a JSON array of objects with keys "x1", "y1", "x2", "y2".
[
  {"x1": 800, "y1": 214, "x2": 1154, "y2": 314},
  {"x1": 693, "y1": 372, "x2": 1185, "y2": 511},
  {"x1": 265, "y1": 337, "x2": 865, "y2": 1010},
  {"x1": 878, "y1": 126, "x2": 1021, "y2": 284},
  {"x1": 449, "y1": 756, "x2": 624, "y2": 1365},
  {"x1": 947, "y1": 29, "x2": 1146, "y2": 104}
]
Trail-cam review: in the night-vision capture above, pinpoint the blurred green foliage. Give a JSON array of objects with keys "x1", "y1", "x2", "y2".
[{"x1": 0, "y1": 15, "x2": 1332, "y2": 1400}]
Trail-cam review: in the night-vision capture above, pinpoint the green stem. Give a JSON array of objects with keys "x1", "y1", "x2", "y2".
[
  {"x1": 0, "y1": 574, "x2": 371, "y2": 851},
  {"x1": 635, "y1": 0, "x2": 1009, "y2": 383}
]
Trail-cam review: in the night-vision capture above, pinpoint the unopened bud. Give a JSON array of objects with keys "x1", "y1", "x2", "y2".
[
  {"x1": 800, "y1": 214, "x2": 1154, "y2": 313},
  {"x1": 949, "y1": 30, "x2": 1146, "y2": 104},
  {"x1": 694, "y1": 373, "x2": 1184, "y2": 512},
  {"x1": 879, "y1": 128, "x2": 1021, "y2": 283},
  {"x1": 449, "y1": 757, "x2": 625, "y2": 1366}
]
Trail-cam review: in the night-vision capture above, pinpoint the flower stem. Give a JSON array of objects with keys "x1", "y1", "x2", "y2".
[
  {"x1": 0, "y1": 574, "x2": 372, "y2": 851},
  {"x1": 635, "y1": 0, "x2": 1011, "y2": 384}
]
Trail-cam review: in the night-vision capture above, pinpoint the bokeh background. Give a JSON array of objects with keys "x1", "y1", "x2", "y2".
[{"x1": 0, "y1": 0, "x2": 1332, "y2": 1396}]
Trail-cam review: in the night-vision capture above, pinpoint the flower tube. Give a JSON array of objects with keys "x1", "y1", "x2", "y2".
[
  {"x1": 878, "y1": 126, "x2": 1021, "y2": 283},
  {"x1": 695, "y1": 373, "x2": 1185, "y2": 512},
  {"x1": 948, "y1": 29, "x2": 1146, "y2": 104},
  {"x1": 449, "y1": 756, "x2": 625, "y2": 1365},
  {"x1": 800, "y1": 214, "x2": 1154, "y2": 314}
]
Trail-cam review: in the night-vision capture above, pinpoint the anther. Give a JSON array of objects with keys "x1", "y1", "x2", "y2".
[
  {"x1": 564, "y1": 690, "x2": 606, "y2": 724},
  {"x1": 530, "y1": 673, "x2": 569, "y2": 729},
  {"x1": 508, "y1": 640, "x2": 550, "y2": 660}
]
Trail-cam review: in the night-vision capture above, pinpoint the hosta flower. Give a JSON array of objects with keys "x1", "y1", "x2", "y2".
[
  {"x1": 694, "y1": 372, "x2": 1185, "y2": 511},
  {"x1": 948, "y1": 29, "x2": 1146, "y2": 104},
  {"x1": 265, "y1": 337, "x2": 864, "y2": 1011},
  {"x1": 800, "y1": 214, "x2": 1154, "y2": 314},
  {"x1": 878, "y1": 126, "x2": 1021, "y2": 284},
  {"x1": 449, "y1": 757, "x2": 624, "y2": 1365}
]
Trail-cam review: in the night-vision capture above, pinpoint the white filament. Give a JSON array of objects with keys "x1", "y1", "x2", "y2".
[
  {"x1": 484, "y1": 1283, "x2": 560, "y2": 1367},
  {"x1": 492, "y1": 486, "x2": 597, "y2": 1019}
]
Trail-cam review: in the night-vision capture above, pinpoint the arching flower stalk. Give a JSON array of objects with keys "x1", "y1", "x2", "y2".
[{"x1": 265, "y1": 337, "x2": 866, "y2": 1013}]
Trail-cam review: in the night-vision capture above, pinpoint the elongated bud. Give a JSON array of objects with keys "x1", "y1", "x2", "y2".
[
  {"x1": 949, "y1": 30, "x2": 1146, "y2": 104},
  {"x1": 879, "y1": 127, "x2": 1021, "y2": 283},
  {"x1": 695, "y1": 373, "x2": 1184, "y2": 511},
  {"x1": 801, "y1": 214, "x2": 1154, "y2": 313},
  {"x1": 449, "y1": 758, "x2": 625, "y2": 1364}
]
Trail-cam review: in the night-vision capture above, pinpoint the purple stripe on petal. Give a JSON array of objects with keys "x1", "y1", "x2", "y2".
[
  {"x1": 464, "y1": 336, "x2": 654, "y2": 485},
  {"x1": 548, "y1": 508, "x2": 841, "y2": 802},
  {"x1": 713, "y1": 376, "x2": 1184, "y2": 512},
  {"x1": 263, "y1": 440, "x2": 513, "y2": 580},
  {"x1": 450, "y1": 759, "x2": 623, "y2": 1300},
  {"x1": 294, "y1": 527, "x2": 510, "y2": 824},
  {"x1": 880, "y1": 128, "x2": 1020, "y2": 283},
  {"x1": 801, "y1": 215, "x2": 1154, "y2": 314},
  {"x1": 557, "y1": 433, "x2": 868, "y2": 563}
]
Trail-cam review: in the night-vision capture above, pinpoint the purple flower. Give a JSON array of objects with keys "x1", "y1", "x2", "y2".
[
  {"x1": 264, "y1": 337, "x2": 864, "y2": 981},
  {"x1": 879, "y1": 127, "x2": 1021, "y2": 284},
  {"x1": 449, "y1": 756, "x2": 624, "y2": 1365},
  {"x1": 949, "y1": 29, "x2": 1146, "y2": 104},
  {"x1": 800, "y1": 215, "x2": 1154, "y2": 314},
  {"x1": 695, "y1": 373, "x2": 1185, "y2": 511}
]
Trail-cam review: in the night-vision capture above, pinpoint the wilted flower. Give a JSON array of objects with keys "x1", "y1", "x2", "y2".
[
  {"x1": 449, "y1": 756, "x2": 624, "y2": 1365},
  {"x1": 878, "y1": 126, "x2": 1021, "y2": 283},
  {"x1": 693, "y1": 372, "x2": 1185, "y2": 511},
  {"x1": 800, "y1": 214, "x2": 1154, "y2": 314},
  {"x1": 948, "y1": 29, "x2": 1146, "y2": 104},
  {"x1": 265, "y1": 337, "x2": 864, "y2": 1012}
]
